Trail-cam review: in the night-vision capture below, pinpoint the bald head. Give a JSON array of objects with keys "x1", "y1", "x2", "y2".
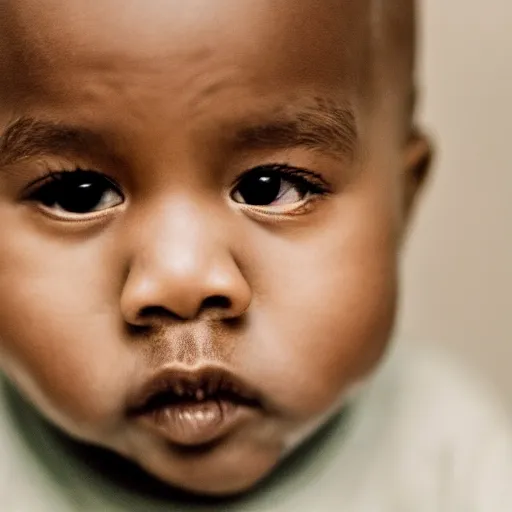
[
  {"x1": 370, "y1": 0, "x2": 417, "y2": 130},
  {"x1": 0, "y1": 0, "x2": 420, "y2": 153},
  {"x1": 0, "y1": 0, "x2": 417, "y2": 117}
]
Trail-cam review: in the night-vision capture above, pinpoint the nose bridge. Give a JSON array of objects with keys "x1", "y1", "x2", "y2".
[
  {"x1": 121, "y1": 195, "x2": 250, "y2": 322},
  {"x1": 142, "y1": 198, "x2": 214, "y2": 274}
]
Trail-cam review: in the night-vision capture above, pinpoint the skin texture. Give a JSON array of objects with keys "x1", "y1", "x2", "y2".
[{"x1": 0, "y1": 0, "x2": 431, "y2": 496}]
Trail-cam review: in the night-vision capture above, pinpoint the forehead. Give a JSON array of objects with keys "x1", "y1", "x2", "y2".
[
  {"x1": 0, "y1": 0, "x2": 377, "y2": 168},
  {"x1": 0, "y1": 0, "x2": 370, "y2": 96}
]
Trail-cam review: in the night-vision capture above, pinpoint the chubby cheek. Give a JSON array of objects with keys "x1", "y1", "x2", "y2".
[
  {"x1": 244, "y1": 184, "x2": 399, "y2": 419},
  {"x1": 0, "y1": 221, "x2": 131, "y2": 439}
]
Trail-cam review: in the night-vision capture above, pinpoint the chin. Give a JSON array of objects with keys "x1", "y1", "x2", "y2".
[
  {"x1": 134, "y1": 438, "x2": 283, "y2": 498},
  {"x1": 145, "y1": 462, "x2": 274, "y2": 498},
  {"x1": 174, "y1": 474, "x2": 265, "y2": 498}
]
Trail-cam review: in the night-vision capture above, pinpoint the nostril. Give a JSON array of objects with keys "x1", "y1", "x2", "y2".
[
  {"x1": 201, "y1": 295, "x2": 232, "y2": 311},
  {"x1": 140, "y1": 305, "x2": 179, "y2": 318},
  {"x1": 133, "y1": 306, "x2": 184, "y2": 325},
  {"x1": 129, "y1": 298, "x2": 232, "y2": 327}
]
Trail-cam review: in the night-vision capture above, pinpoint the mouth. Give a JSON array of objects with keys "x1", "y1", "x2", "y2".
[{"x1": 127, "y1": 367, "x2": 262, "y2": 447}]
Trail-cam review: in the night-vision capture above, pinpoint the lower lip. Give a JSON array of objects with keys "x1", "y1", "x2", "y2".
[{"x1": 137, "y1": 400, "x2": 254, "y2": 446}]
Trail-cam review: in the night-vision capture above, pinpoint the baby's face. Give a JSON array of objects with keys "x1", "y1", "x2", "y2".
[{"x1": 0, "y1": 0, "x2": 424, "y2": 496}]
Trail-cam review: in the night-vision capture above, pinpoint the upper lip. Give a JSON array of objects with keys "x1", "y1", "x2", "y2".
[{"x1": 127, "y1": 366, "x2": 262, "y2": 415}]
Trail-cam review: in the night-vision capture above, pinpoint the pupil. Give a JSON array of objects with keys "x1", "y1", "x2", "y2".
[
  {"x1": 238, "y1": 173, "x2": 281, "y2": 205},
  {"x1": 53, "y1": 177, "x2": 105, "y2": 213}
]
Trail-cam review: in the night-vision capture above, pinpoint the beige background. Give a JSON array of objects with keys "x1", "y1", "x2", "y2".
[{"x1": 398, "y1": 0, "x2": 512, "y2": 403}]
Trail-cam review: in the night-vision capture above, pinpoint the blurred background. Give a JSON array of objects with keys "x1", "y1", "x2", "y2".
[{"x1": 398, "y1": 0, "x2": 512, "y2": 403}]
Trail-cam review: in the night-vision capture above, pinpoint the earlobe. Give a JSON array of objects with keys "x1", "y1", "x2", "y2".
[{"x1": 402, "y1": 127, "x2": 434, "y2": 219}]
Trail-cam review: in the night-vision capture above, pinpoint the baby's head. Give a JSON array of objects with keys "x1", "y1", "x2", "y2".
[{"x1": 0, "y1": 0, "x2": 431, "y2": 496}]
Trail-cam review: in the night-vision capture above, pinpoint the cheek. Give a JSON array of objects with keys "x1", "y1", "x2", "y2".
[
  {"x1": 0, "y1": 221, "x2": 130, "y2": 436},
  {"x1": 244, "y1": 185, "x2": 399, "y2": 418}
]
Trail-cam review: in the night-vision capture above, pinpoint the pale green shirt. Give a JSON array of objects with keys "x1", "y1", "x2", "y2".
[{"x1": 2, "y1": 342, "x2": 512, "y2": 511}]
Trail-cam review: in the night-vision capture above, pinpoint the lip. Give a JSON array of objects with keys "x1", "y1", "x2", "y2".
[{"x1": 127, "y1": 367, "x2": 262, "y2": 447}]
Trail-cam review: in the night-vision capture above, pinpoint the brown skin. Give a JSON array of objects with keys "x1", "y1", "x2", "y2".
[{"x1": 0, "y1": 0, "x2": 431, "y2": 496}]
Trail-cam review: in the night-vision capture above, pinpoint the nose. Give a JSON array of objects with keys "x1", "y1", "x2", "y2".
[{"x1": 120, "y1": 199, "x2": 251, "y2": 325}]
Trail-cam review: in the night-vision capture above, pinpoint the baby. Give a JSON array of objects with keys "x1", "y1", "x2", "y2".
[{"x1": 0, "y1": 0, "x2": 511, "y2": 510}]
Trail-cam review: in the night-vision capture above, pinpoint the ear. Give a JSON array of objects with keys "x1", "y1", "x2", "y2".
[{"x1": 401, "y1": 127, "x2": 434, "y2": 222}]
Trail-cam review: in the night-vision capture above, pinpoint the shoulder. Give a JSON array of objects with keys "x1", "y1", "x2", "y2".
[
  {"x1": 352, "y1": 340, "x2": 512, "y2": 510},
  {"x1": 373, "y1": 341, "x2": 511, "y2": 441}
]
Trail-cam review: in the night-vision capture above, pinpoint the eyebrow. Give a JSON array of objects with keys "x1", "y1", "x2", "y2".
[
  {"x1": 0, "y1": 117, "x2": 102, "y2": 168},
  {"x1": 0, "y1": 98, "x2": 358, "y2": 169},
  {"x1": 232, "y1": 99, "x2": 359, "y2": 161}
]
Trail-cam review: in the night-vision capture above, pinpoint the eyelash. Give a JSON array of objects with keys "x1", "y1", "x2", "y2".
[
  {"x1": 232, "y1": 163, "x2": 331, "y2": 197},
  {"x1": 22, "y1": 168, "x2": 122, "y2": 198},
  {"x1": 21, "y1": 163, "x2": 331, "y2": 219}
]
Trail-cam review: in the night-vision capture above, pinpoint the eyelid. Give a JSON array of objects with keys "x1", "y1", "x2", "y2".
[
  {"x1": 236, "y1": 196, "x2": 322, "y2": 222},
  {"x1": 231, "y1": 163, "x2": 331, "y2": 194},
  {"x1": 33, "y1": 202, "x2": 125, "y2": 223},
  {"x1": 21, "y1": 168, "x2": 124, "y2": 200},
  {"x1": 230, "y1": 163, "x2": 332, "y2": 219},
  {"x1": 21, "y1": 168, "x2": 126, "y2": 222}
]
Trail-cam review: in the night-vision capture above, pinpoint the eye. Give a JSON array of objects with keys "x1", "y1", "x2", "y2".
[
  {"x1": 25, "y1": 169, "x2": 124, "y2": 217},
  {"x1": 231, "y1": 164, "x2": 330, "y2": 209}
]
